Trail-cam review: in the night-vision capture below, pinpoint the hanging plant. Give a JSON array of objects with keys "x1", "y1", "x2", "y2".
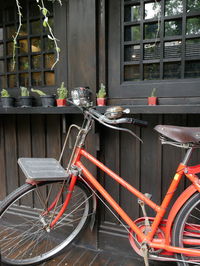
[{"x1": 13, "y1": 0, "x2": 62, "y2": 70}]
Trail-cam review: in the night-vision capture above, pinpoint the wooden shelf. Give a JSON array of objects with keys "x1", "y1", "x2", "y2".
[{"x1": 0, "y1": 105, "x2": 200, "y2": 114}]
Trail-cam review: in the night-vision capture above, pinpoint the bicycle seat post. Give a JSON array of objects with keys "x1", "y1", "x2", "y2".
[{"x1": 182, "y1": 147, "x2": 194, "y2": 165}]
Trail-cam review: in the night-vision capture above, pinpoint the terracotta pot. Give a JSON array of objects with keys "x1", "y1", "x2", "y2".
[
  {"x1": 56, "y1": 99, "x2": 67, "y2": 107},
  {"x1": 97, "y1": 98, "x2": 106, "y2": 106},
  {"x1": 148, "y1": 96, "x2": 157, "y2": 106}
]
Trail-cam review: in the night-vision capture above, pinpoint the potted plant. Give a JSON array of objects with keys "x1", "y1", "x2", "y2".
[
  {"x1": 96, "y1": 83, "x2": 106, "y2": 106},
  {"x1": 31, "y1": 89, "x2": 55, "y2": 107},
  {"x1": 56, "y1": 82, "x2": 68, "y2": 107},
  {"x1": 1, "y1": 89, "x2": 15, "y2": 107},
  {"x1": 148, "y1": 88, "x2": 157, "y2": 106},
  {"x1": 19, "y1": 87, "x2": 32, "y2": 107}
]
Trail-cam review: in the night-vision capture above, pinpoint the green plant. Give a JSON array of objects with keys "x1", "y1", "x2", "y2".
[
  {"x1": 21, "y1": 86, "x2": 30, "y2": 97},
  {"x1": 1, "y1": 89, "x2": 10, "y2": 97},
  {"x1": 57, "y1": 82, "x2": 68, "y2": 99},
  {"x1": 97, "y1": 83, "x2": 106, "y2": 98},
  {"x1": 31, "y1": 88, "x2": 46, "y2": 96},
  {"x1": 150, "y1": 88, "x2": 157, "y2": 97}
]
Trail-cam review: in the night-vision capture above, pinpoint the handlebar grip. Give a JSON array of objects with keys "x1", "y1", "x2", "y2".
[{"x1": 131, "y1": 118, "x2": 148, "y2": 127}]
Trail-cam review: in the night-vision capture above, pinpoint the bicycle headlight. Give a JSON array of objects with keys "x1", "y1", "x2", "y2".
[{"x1": 71, "y1": 87, "x2": 92, "y2": 107}]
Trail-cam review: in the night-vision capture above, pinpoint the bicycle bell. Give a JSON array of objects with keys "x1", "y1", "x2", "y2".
[
  {"x1": 104, "y1": 106, "x2": 130, "y2": 119},
  {"x1": 71, "y1": 87, "x2": 92, "y2": 107}
]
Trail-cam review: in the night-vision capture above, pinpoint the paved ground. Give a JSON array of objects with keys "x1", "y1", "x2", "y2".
[{"x1": 37, "y1": 244, "x2": 176, "y2": 266}]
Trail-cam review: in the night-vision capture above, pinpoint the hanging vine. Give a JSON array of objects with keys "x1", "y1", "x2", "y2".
[
  {"x1": 12, "y1": 0, "x2": 23, "y2": 70},
  {"x1": 13, "y1": 0, "x2": 62, "y2": 70}
]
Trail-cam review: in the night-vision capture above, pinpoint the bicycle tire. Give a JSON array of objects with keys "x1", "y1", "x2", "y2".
[
  {"x1": 0, "y1": 180, "x2": 93, "y2": 265},
  {"x1": 172, "y1": 192, "x2": 200, "y2": 266}
]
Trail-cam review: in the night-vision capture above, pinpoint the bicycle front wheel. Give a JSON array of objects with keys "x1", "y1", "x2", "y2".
[
  {"x1": 172, "y1": 192, "x2": 200, "y2": 266},
  {"x1": 0, "y1": 180, "x2": 93, "y2": 265}
]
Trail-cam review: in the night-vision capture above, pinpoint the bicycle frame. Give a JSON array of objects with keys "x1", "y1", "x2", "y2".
[
  {"x1": 48, "y1": 145, "x2": 200, "y2": 259},
  {"x1": 41, "y1": 112, "x2": 200, "y2": 260}
]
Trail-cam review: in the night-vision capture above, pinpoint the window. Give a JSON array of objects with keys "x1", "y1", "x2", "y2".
[
  {"x1": 0, "y1": 0, "x2": 55, "y2": 89},
  {"x1": 123, "y1": 0, "x2": 200, "y2": 82}
]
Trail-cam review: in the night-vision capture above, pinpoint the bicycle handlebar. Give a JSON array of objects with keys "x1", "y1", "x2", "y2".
[{"x1": 88, "y1": 108, "x2": 148, "y2": 127}]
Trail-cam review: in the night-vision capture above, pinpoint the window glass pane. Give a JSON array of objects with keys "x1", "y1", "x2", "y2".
[
  {"x1": 19, "y1": 57, "x2": 29, "y2": 70},
  {"x1": 124, "y1": 45, "x2": 140, "y2": 61},
  {"x1": 8, "y1": 74, "x2": 17, "y2": 88},
  {"x1": 124, "y1": 65, "x2": 140, "y2": 81},
  {"x1": 29, "y1": 1, "x2": 40, "y2": 17},
  {"x1": 30, "y1": 20, "x2": 41, "y2": 34},
  {"x1": 186, "y1": 17, "x2": 200, "y2": 35},
  {"x1": 0, "y1": 44, "x2": 3, "y2": 57},
  {"x1": 186, "y1": 39, "x2": 200, "y2": 57},
  {"x1": 45, "y1": 54, "x2": 55, "y2": 69},
  {"x1": 0, "y1": 75, "x2": 7, "y2": 88},
  {"x1": 7, "y1": 59, "x2": 16, "y2": 72},
  {"x1": 187, "y1": 0, "x2": 200, "y2": 12},
  {"x1": 7, "y1": 42, "x2": 14, "y2": 56},
  {"x1": 165, "y1": 0, "x2": 183, "y2": 16},
  {"x1": 19, "y1": 73, "x2": 29, "y2": 87},
  {"x1": 124, "y1": 5, "x2": 140, "y2": 22},
  {"x1": 19, "y1": 39, "x2": 28, "y2": 54},
  {"x1": 44, "y1": 37, "x2": 54, "y2": 51},
  {"x1": 32, "y1": 72, "x2": 42, "y2": 86},
  {"x1": 19, "y1": 23, "x2": 28, "y2": 36},
  {"x1": 0, "y1": 28, "x2": 3, "y2": 41},
  {"x1": 6, "y1": 25, "x2": 15, "y2": 39},
  {"x1": 32, "y1": 55, "x2": 42, "y2": 69},
  {"x1": 144, "y1": 64, "x2": 160, "y2": 80},
  {"x1": 125, "y1": 25, "x2": 140, "y2": 41},
  {"x1": 144, "y1": 43, "x2": 160, "y2": 60},
  {"x1": 44, "y1": 1, "x2": 53, "y2": 14},
  {"x1": 0, "y1": 11, "x2": 3, "y2": 24},
  {"x1": 164, "y1": 41, "x2": 182, "y2": 58},
  {"x1": 5, "y1": 8, "x2": 15, "y2": 22},
  {"x1": 145, "y1": 23, "x2": 160, "y2": 39},
  {"x1": 45, "y1": 72, "x2": 55, "y2": 85},
  {"x1": 164, "y1": 62, "x2": 181, "y2": 79},
  {"x1": 165, "y1": 20, "x2": 182, "y2": 36},
  {"x1": 145, "y1": 2, "x2": 161, "y2": 20},
  {"x1": 0, "y1": 60, "x2": 4, "y2": 73},
  {"x1": 31, "y1": 38, "x2": 41, "y2": 53},
  {"x1": 185, "y1": 60, "x2": 200, "y2": 78}
]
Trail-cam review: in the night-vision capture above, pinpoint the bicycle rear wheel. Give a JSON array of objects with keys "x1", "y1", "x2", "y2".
[
  {"x1": 0, "y1": 180, "x2": 93, "y2": 265},
  {"x1": 172, "y1": 192, "x2": 200, "y2": 266}
]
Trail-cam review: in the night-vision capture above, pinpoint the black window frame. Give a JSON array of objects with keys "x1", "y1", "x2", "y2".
[
  {"x1": 108, "y1": 0, "x2": 200, "y2": 99},
  {"x1": 0, "y1": 0, "x2": 67, "y2": 96}
]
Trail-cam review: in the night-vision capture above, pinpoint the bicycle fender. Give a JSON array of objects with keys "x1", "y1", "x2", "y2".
[{"x1": 165, "y1": 184, "x2": 197, "y2": 245}]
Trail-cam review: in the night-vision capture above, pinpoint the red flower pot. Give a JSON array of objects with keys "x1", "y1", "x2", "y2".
[
  {"x1": 148, "y1": 97, "x2": 157, "y2": 106},
  {"x1": 97, "y1": 98, "x2": 106, "y2": 106},
  {"x1": 56, "y1": 99, "x2": 67, "y2": 107}
]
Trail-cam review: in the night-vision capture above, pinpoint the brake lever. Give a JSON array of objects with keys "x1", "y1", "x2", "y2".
[{"x1": 89, "y1": 113, "x2": 143, "y2": 142}]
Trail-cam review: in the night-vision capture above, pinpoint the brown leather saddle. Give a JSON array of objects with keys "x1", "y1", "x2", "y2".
[{"x1": 154, "y1": 125, "x2": 200, "y2": 144}]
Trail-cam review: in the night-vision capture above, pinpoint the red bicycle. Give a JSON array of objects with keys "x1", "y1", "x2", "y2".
[{"x1": 0, "y1": 102, "x2": 200, "y2": 266}]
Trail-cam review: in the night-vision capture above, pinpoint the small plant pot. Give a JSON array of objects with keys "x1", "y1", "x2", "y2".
[
  {"x1": 97, "y1": 98, "x2": 106, "y2": 106},
  {"x1": 1, "y1": 97, "x2": 14, "y2": 108},
  {"x1": 40, "y1": 95, "x2": 55, "y2": 107},
  {"x1": 19, "y1": 96, "x2": 33, "y2": 107},
  {"x1": 56, "y1": 99, "x2": 67, "y2": 107},
  {"x1": 148, "y1": 96, "x2": 157, "y2": 106}
]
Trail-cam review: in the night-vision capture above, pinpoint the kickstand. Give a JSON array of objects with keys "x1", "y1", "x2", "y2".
[{"x1": 140, "y1": 243, "x2": 149, "y2": 266}]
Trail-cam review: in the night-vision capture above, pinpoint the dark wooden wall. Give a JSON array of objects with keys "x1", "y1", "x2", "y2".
[{"x1": 1, "y1": 113, "x2": 200, "y2": 254}]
